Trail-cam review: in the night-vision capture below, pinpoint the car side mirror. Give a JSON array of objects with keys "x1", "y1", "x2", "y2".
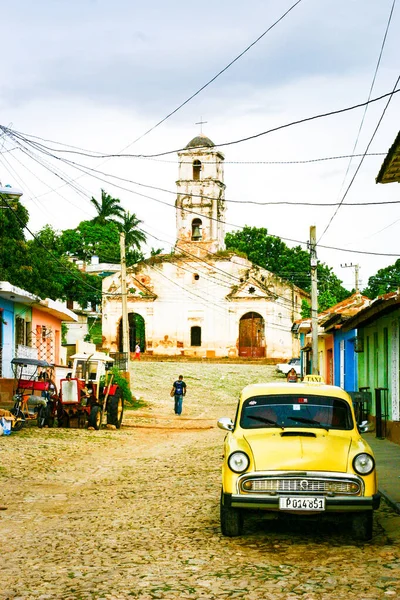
[
  {"x1": 218, "y1": 417, "x2": 234, "y2": 431},
  {"x1": 358, "y1": 420, "x2": 369, "y2": 433}
]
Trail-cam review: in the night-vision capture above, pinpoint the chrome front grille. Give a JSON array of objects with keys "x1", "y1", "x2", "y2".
[{"x1": 240, "y1": 476, "x2": 361, "y2": 496}]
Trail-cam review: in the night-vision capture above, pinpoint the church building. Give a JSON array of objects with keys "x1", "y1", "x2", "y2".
[{"x1": 101, "y1": 133, "x2": 309, "y2": 359}]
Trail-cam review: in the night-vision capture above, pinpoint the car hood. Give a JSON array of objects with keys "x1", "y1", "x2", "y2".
[{"x1": 243, "y1": 430, "x2": 352, "y2": 472}]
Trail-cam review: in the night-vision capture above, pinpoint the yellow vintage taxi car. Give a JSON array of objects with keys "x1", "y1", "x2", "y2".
[{"x1": 218, "y1": 381, "x2": 380, "y2": 539}]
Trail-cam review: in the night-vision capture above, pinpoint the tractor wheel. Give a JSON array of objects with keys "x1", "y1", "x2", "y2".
[
  {"x1": 47, "y1": 412, "x2": 55, "y2": 428},
  {"x1": 37, "y1": 405, "x2": 47, "y2": 428},
  {"x1": 107, "y1": 389, "x2": 124, "y2": 429},
  {"x1": 88, "y1": 405, "x2": 102, "y2": 430},
  {"x1": 58, "y1": 410, "x2": 70, "y2": 428},
  {"x1": 77, "y1": 411, "x2": 87, "y2": 429}
]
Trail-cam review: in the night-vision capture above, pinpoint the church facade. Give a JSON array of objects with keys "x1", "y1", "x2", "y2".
[{"x1": 101, "y1": 134, "x2": 309, "y2": 359}]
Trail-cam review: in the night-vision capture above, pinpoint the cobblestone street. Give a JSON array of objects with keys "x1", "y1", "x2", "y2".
[{"x1": 1, "y1": 362, "x2": 400, "y2": 599}]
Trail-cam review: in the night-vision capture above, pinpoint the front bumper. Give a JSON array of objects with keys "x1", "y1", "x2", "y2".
[{"x1": 222, "y1": 491, "x2": 381, "y2": 512}]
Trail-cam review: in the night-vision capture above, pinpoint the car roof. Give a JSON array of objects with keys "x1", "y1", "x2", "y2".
[{"x1": 240, "y1": 381, "x2": 352, "y2": 403}]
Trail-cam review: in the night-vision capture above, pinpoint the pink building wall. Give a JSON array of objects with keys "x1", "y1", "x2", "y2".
[{"x1": 31, "y1": 308, "x2": 62, "y2": 365}]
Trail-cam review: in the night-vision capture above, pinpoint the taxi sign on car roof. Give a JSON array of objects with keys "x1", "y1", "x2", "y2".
[{"x1": 303, "y1": 374, "x2": 325, "y2": 383}]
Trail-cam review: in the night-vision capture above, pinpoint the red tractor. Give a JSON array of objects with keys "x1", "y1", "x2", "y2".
[{"x1": 57, "y1": 351, "x2": 124, "y2": 430}]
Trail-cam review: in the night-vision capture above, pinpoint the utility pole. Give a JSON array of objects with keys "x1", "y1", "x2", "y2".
[
  {"x1": 120, "y1": 233, "x2": 131, "y2": 375},
  {"x1": 341, "y1": 263, "x2": 360, "y2": 293},
  {"x1": 309, "y1": 226, "x2": 319, "y2": 374}
]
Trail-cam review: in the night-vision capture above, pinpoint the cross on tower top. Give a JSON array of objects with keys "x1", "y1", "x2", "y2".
[{"x1": 195, "y1": 117, "x2": 208, "y2": 134}]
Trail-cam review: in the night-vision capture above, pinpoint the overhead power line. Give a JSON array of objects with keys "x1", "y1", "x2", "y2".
[
  {"x1": 338, "y1": 0, "x2": 396, "y2": 189},
  {"x1": 4, "y1": 134, "x2": 395, "y2": 210},
  {"x1": 4, "y1": 130, "x2": 399, "y2": 259},
  {"x1": 116, "y1": 0, "x2": 304, "y2": 149},
  {"x1": 0, "y1": 139, "x2": 387, "y2": 165},
  {"x1": 318, "y1": 74, "x2": 400, "y2": 242},
  {"x1": 320, "y1": 0, "x2": 397, "y2": 241},
  {"x1": 2, "y1": 89, "x2": 399, "y2": 161}
]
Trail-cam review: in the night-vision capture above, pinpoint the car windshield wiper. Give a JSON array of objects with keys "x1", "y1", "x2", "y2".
[
  {"x1": 287, "y1": 416, "x2": 330, "y2": 431},
  {"x1": 248, "y1": 415, "x2": 284, "y2": 429}
]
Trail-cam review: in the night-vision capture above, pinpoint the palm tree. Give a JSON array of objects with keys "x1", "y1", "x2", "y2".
[
  {"x1": 90, "y1": 189, "x2": 125, "y2": 225},
  {"x1": 118, "y1": 211, "x2": 147, "y2": 250}
]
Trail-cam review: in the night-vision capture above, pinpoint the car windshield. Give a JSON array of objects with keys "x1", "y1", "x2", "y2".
[{"x1": 240, "y1": 394, "x2": 353, "y2": 430}]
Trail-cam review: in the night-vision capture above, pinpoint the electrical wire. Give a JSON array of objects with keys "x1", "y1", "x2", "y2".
[
  {"x1": 318, "y1": 74, "x2": 400, "y2": 242},
  {"x1": 12, "y1": 143, "x2": 398, "y2": 208},
  {"x1": 2, "y1": 89, "x2": 400, "y2": 160},
  {"x1": 137, "y1": 226, "x2": 307, "y2": 312},
  {"x1": 6, "y1": 129, "x2": 400, "y2": 259},
  {"x1": 112, "y1": 0, "x2": 304, "y2": 149},
  {"x1": 0, "y1": 193, "x2": 106, "y2": 297},
  {"x1": 1, "y1": 143, "x2": 77, "y2": 221},
  {"x1": 138, "y1": 263, "x2": 299, "y2": 333},
  {"x1": 334, "y1": 0, "x2": 396, "y2": 201}
]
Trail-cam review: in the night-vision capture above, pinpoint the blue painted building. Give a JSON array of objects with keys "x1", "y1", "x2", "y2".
[{"x1": 0, "y1": 296, "x2": 16, "y2": 378}]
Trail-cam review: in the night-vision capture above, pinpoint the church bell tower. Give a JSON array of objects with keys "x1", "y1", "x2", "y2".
[{"x1": 175, "y1": 133, "x2": 226, "y2": 256}]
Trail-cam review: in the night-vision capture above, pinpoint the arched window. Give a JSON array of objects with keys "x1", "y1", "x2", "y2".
[
  {"x1": 191, "y1": 326, "x2": 201, "y2": 346},
  {"x1": 193, "y1": 160, "x2": 201, "y2": 180},
  {"x1": 191, "y1": 218, "x2": 202, "y2": 241}
]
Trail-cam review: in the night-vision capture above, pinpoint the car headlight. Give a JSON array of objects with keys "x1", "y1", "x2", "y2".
[
  {"x1": 353, "y1": 453, "x2": 375, "y2": 475},
  {"x1": 228, "y1": 451, "x2": 250, "y2": 473}
]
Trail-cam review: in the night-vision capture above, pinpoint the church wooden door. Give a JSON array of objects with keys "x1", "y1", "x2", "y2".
[{"x1": 238, "y1": 312, "x2": 265, "y2": 358}]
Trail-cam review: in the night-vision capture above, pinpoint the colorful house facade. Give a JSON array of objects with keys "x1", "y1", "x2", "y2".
[
  {"x1": 298, "y1": 293, "x2": 371, "y2": 390},
  {"x1": 0, "y1": 281, "x2": 77, "y2": 379},
  {"x1": 342, "y1": 291, "x2": 400, "y2": 444},
  {"x1": 319, "y1": 294, "x2": 371, "y2": 391}
]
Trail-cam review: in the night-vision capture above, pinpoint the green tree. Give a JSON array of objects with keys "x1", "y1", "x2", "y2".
[
  {"x1": 301, "y1": 299, "x2": 311, "y2": 319},
  {"x1": 90, "y1": 189, "x2": 124, "y2": 225},
  {"x1": 225, "y1": 226, "x2": 349, "y2": 309},
  {"x1": 0, "y1": 196, "x2": 30, "y2": 285},
  {"x1": 26, "y1": 225, "x2": 102, "y2": 306},
  {"x1": 60, "y1": 220, "x2": 121, "y2": 263},
  {"x1": 363, "y1": 259, "x2": 400, "y2": 299}
]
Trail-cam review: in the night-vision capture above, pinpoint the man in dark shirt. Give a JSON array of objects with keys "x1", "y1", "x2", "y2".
[{"x1": 170, "y1": 375, "x2": 187, "y2": 415}]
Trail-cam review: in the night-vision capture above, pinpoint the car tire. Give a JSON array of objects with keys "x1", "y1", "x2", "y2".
[
  {"x1": 351, "y1": 512, "x2": 373, "y2": 541},
  {"x1": 107, "y1": 389, "x2": 124, "y2": 429},
  {"x1": 88, "y1": 405, "x2": 102, "y2": 430},
  {"x1": 220, "y1": 491, "x2": 243, "y2": 537}
]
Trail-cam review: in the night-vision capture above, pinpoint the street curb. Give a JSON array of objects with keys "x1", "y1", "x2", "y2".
[{"x1": 378, "y1": 488, "x2": 400, "y2": 515}]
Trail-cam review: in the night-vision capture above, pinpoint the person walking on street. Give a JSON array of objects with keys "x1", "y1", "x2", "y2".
[
  {"x1": 134, "y1": 344, "x2": 141, "y2": 360},
  {"x1": 170, "y1": 375, "x2": 186, "y2": 415}
]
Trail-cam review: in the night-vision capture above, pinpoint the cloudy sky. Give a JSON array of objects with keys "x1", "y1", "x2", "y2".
[{"x1": 1, "y1": 0, "x2": 399, "y2": 291}]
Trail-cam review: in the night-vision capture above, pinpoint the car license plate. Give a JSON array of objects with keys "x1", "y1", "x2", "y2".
[{"x1": 279, "y1": 496, "x2": 325, "y2": 511}]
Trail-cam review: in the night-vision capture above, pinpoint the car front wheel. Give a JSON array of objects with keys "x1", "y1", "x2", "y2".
[
  {"x1": 352, "y1": 512, "x2": 373, "y2": 541},
  {"x1": 220, "y1": 491, "x2": 243, "y2": 537}
]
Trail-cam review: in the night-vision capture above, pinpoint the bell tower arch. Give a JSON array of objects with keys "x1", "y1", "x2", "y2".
[{"x1": 175, "y1": 134, "x2": 226, "y2": 256}]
